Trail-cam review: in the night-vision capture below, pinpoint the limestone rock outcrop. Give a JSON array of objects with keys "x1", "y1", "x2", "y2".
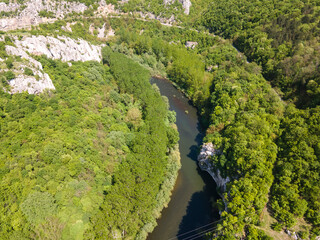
[
  {"x1": 285, "y1": 229, "x2": 301, "y2": 240},
  {"x1": 185, "y1": 41, "x2": 198, "y2": 49},
  {"x1": 198, "y1": 142, "x2": 230, "y2": 212},
  {"x1": 97, "y1": 23, "x2": 106, "y2": 39},
  {"x1": 178, "y1": 0, "x2": 192, "y2": 15},
  {"x1": 3, "y1": 35, "x2": 102, "y2": 94},
  {"x1": 5, "y1": 45, "x2": 55, "y2": 94},
  {"x1": 8, "y1": 74, "x2": 55, "y2": 95},
  {"x1": 0, "y1": 0, "x2": 87, "y2": 31},
  {"x1": 14, "y1": 36, "x2": 102, "y2": 62},
  {"x1": 163, "y1": 0, "x2": 192, "y2": 14}
]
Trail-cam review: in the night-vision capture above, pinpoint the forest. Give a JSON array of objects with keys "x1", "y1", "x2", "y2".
[
  {"x1": 196, "y1": 0, "x2": 320, "y2": 238},
  {"x1": 0, "y1": 0, "x2": 319, "y2": 239},
  {"x1": 201, "y1": 0, "x2": 320, "y2": 108},
  {"x1": 0, "y1": 40, "x2": 179, "y2": 238},
  {"x1": 102, "y1": 14, "x2": 319, "y2": 239}
]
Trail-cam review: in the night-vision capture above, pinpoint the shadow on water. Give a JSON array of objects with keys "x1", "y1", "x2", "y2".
[
  {"x1": 147, "y1": 77, "x2": 220, "y2": 240},
  {"x1": 177, "y1": 143, "x2": 220, "y2": 240},
  {"x1": 177, "y1": 123, "x2": 220, "y2": 239}
]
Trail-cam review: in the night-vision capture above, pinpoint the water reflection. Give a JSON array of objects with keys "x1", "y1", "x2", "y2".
[{"x1": 147, "y1": 77, "x2": 219, "y2": 240}]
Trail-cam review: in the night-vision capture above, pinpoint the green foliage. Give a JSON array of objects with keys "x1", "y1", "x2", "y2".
[
  {"x1": 201, "y1": 0, "x2": 320, "y2": 107},
  {"x1": 0, "y1": 41, "x2": 8, "y2": 59},
  {"x1": 0, "y1": 52, "x2": 179, "y2": 239},
  {"x1": 117, "y1": 0, "x2": 184, "y2": 19},
  {"x1": 246, "y1": 225, "x2": 274, "y2": 240},
  {"x1": 38, "y1": 10, "x2": 55, "y2": 18},
  {"x1": 33, "y1": 217, "x2": 65, "y2": 240},
  {"x1": 271, "y1": 222, "x2": 283, "y2": 232},
  {"x1": 271, "y1": 105, "x2": 320, "y2": 232},
  {"x1": 5, "y1": 57, "x2": 14, "y2": 69},
  {"x1": 20, "y1": 192, "x2": 57, "y2": 224},
  {"x1": 4, "y1": 70, "x2": 15, "y2": 80},
  {"x1": 1, "y1": 4, "x2": 318, "y2": 238},
  {"x1": 24, "y1": 67, "x2": 34, "y2": 76},
  {"x1": 90, "y1": 47, "x2": 179, "y2": 238},
  {"x1": 111, "y1": 19, "x2": 287, "y2": 239},
  {"x1": 108, "y1": 20, "x2": 219, "y2": 123}
]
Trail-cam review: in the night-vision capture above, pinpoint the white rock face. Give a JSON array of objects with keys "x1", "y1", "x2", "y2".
[
  {"x1": 185, "y1": 41, "x2": 198, "y2": 49},
  {"x1": 0, "y1": 17, "x2": 55, "y2": 32},
  {"x1": 97, "y1": 23, "x2": 106, "y2": 39},
  {"x1": 6, "y1": 45, "x2": 43, "y2": 70},
  {"x1": 9, "y1": 74, "x2": 55, "y2": 95},
  {"x1": 5, "y1": 45, "x2": 55, "y2": 94},
  {"x1": 285, "y1": 229, "x2": 300, "y2": 240},
  {"x1": 163, "y1": 0, "x2": 192, "y2": 14},
  {"x1": 4, "y1": 35, "x2": 102, "y2": 94},
  {"x1": 15, "y1": 36, "x2": 102, "y2": 62},
  {"x1": 96, "y1": 2, "x2": 119, "y2": 16},
  {"x1": 0, "y1": 2, "x2": 19, "y2": 12},
  {"x1": 0, "y1": 0, "x2": 87, "y2": 31},
  {"x1": 198, "y1": 142, "x2": 230, "y2": 212},
  {"x1": 179, "y1": 0, "x2": 192, "y2": 15},
  {"x1": 163, "y1": 0, "x2": 175, "y2": 4}
]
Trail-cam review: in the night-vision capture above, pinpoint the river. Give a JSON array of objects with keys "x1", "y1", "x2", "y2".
[{"x1": 147, "y1": 77, "x2": 219, "y2": 240}]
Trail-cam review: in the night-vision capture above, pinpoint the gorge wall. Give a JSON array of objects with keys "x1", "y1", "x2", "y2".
[
  {"x1": 198, "y1": 143, "x2": 230, "y2": 213},
  {"x1": 2, "y1": 35, "x2": 102, "y2": 94},
  {"x1": 0, "y1": 0, "x2": 87, "y2": 31}
]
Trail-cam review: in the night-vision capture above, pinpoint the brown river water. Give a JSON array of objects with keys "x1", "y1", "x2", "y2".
[{"x1": 147, "y1": 77, "x2": 219, "y2": 240}]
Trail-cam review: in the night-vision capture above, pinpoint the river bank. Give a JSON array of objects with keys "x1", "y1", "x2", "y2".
[{"x1": 147, "y1": 77, "x2": 219, "y2": 240}]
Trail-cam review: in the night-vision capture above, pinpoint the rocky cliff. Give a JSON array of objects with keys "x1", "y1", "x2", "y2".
[
  {"x1": 15, "y1": 35, "x2": 102, "y2": 62},
  {"x1": 4, "y1": 45, "x2": 55, "y2": 94},
  {"x1": 2, "y1": 35, "x2": 102, "y2": 94},
  {"x1": 0, "y1": 0, "x2": 87, "y2": 31},
  {"x1": 198, "y1": 142, "x2": 230, "y2": 212},
  {"x1": 163, "y1": 0, "x2": 192, "y2": 14}
]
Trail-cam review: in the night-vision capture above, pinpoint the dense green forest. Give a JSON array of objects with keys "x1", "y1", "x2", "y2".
[
  {"x1": 201, "y1": 0, "x2": 320, "y2": 108},
  {"x1": 103, "y1": 15, "x2": 320, "y2": 239},
  {"x1": 193, "y1": 0, "x2": 320, "y2": 238},
  {"x1": 0, "y1": 40, "x2": 179, "y2": 238},
  {"x1": 1, "y1": 0, "x2": 320, "y2": 238}
]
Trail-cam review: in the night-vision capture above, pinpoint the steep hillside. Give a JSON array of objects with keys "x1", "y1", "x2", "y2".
[
  {"x1": 1, "y1": 0, "x2": 319, "y2": 239},
  {"x1": 104, "y1": 15, "x2": 320, "y2": 240},
  {"x1": 0, "y1": 30, "x2": 179, "y2": 239},
  {"x1": 201, "y1": 0, "x2": 320, "y2": 108}
]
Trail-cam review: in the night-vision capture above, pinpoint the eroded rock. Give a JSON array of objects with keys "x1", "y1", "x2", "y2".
[
  {"x1": 163, "y1": 0, "x2": 192, "y2": 14},
  {"x1": 14, "y1": 35, "x2": 102, "y2": 62},
  {"x1": 0, "y1": 0, "x2": 87, "y2": 31},
  {"x1": 198, "y1": 142, "x2": 230, "y2": 213},
  {"x1": 8, "y1": 74, "x2": 55, "y2": 95},
  {"x1": 185, "y1": 41, "x2": 198, "y2": 49},
  {"x1": 5, "y1": 45, "x2": 55, "y2": 94},
  {"x1": 4, "y1": 35, "x2": 102, "y2": 94}
]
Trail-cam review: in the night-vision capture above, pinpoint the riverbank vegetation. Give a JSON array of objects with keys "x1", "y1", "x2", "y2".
[
  {"x1": 0, "y1": 40, "x2": 179, "y2": 238},
  {"x1": 201, "y1": 0, "x2": 320, "y2": 108},
  {"x1": 197, "y1": 1, "x2": 320, "y2": 238},
  {"x1": 1, "y1": 1, "x2": 319, "y2": 238},
  {"x1": 104, "y1": 16, "x2": 319, "y2": 239}
]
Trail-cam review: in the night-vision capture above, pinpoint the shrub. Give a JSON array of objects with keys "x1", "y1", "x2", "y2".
[
  {"x1": 5, "y1": 58, "x2": 13, "y2": 69},
  {"x1": 4, "y1": 71, "x2": 15, "y2": 80},
  {"x1": 271, "y1": 222, "x2": 283, "y2": 232},
  {"x1": 39, "y1": 10, "x2": 55, "y2": 18},
  {"x1": 20, "y1": 192, "x2": 57, "y2": 224},
  {"x1": 24, "y1": 67, "x2": 34, "y2": 76}
]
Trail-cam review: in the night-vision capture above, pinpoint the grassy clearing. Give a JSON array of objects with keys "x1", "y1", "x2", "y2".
[{"x1": 258, "y1": 207, "x2": 291, "y2": 240}]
